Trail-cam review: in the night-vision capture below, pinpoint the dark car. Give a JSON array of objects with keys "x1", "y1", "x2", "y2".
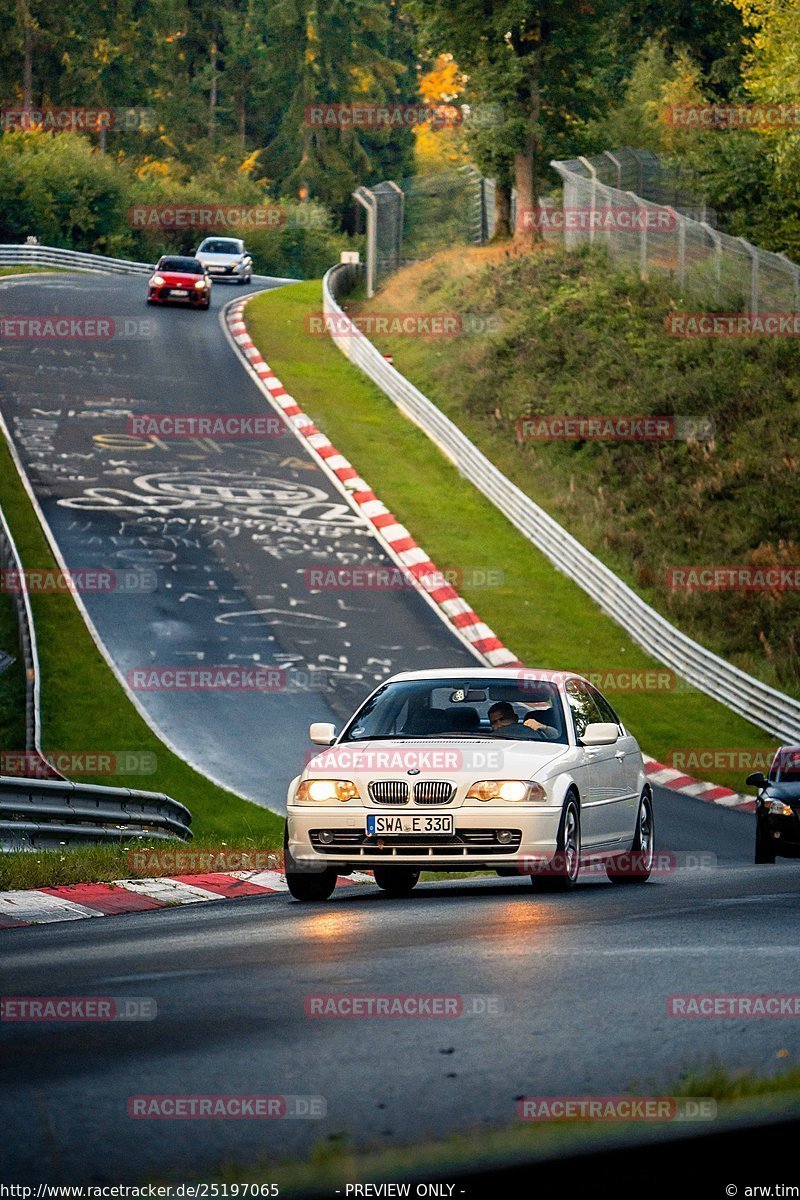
[
  {"x1": 748, "y1": 747, "x2": 800, "y2": 863},
  {"x1": 146, "y1": 256, "x2": 211, "y2": 309}
]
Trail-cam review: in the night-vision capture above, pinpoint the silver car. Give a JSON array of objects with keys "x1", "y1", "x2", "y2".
[
  {"x1": 285, "y1": 667, "x2": 654, "y2": 901},
  {"x1": 193, "y1": 237, "x2": 253, "y2": 283}
]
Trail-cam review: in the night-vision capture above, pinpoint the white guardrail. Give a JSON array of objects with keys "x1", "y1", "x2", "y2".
[
  {"x1": 0, "y1": 243, "x2": 153, "y2": 275},
  {"x1": 323, "y1": 263, "x2": 800, "y2": 743}
]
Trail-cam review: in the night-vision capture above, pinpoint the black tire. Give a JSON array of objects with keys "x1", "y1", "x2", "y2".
[
  {"x1": 373, "y1": 866, "x2": 420, "y2": 896},
  {"x1": 755, "y1": 819, "x2": 777, "y2": 864},
  {"x1": 283, "y1": 822, "x2": 337, "y2": 901},
  {"x1": 532, "y1": 795, "x2": 581, "y2": 893},
  {"x1": 607, "y1": 790, "x2": 655, "y2": 884}
]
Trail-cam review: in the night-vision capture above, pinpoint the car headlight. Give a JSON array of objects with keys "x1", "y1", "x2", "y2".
[
  {"x1": 194, "y1": 280, "x2": 207, "y2": 289},
  {"x1": 767, "y1": 800, "x2": 794, "y2": 816},
  {"x1": 295, "y1": 779, "x2": 361, "y2": 804},
  {"x1": 466, "y1": 780, "x2": 546, "y2": 803},
  {"x1": 151, "y1": 275, "x2": 164, "y2": 286}
]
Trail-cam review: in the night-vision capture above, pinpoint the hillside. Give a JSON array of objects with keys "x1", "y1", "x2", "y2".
[{"x1": 350, "y1": 242, "x2": 800, "y2": 698}]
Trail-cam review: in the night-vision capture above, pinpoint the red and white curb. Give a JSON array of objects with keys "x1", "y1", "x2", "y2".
[
  {"x1": 643, "y1": 757, "x2": 754, "y2": 813},
  {"x1": 224, "y1": 298, "x2": 518, "y2": 669},
  {"x1": 224, "y1": 295, "x2": 757, "y2": 820},
  {"x1": 0, "y1": 870, "x2": 374, "y2": 930}
]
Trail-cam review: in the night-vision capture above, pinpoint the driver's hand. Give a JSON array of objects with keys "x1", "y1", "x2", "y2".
[{"x1": 524, "y1": 717, "x2": 546, "y2": 730}]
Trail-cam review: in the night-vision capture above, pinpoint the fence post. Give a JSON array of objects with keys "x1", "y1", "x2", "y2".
[
  {"x1": 352, "y1": 187, "x2": 377, "y2": 298},
  {"x1": 737, "y1": 236, "x2": 760, "y2": 316},
  {"x1": 673, "y1": 209, "x2": 686, "y2": 290},
  {"x1": 603, "y1": 150, "x2": 623, "y2": 190},
  {"x1": 384, "y1": 179, "x2": 405, "y2": 270},
  {"x1": 699, "y1": 222, "x2": 723, "y2": 304},
  {"x1": 776, "y1": 252, "x2": 800, "y2": 313},
  {"x1": 627, "y1": 190, "x2": 648, "y2": 280},
  {"x1": 578, "y1": 156, "x2": 598, "y2": 245}
]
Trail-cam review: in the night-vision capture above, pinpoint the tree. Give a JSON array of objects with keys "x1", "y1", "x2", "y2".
[
  {"x1": 256, "y1": 0, "x2": 417, "y2": 217},
  {"x1": 411, "y1": 0, "x2": 616, "y2": 241}
]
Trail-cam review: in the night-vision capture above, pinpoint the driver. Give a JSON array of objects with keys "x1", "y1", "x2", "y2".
[{"x1": 488, "y1": 701, "x2": 559, "y2": 740}]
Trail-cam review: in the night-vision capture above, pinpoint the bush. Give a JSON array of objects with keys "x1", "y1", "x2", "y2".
[{"x1": 0, "y1": 132, "x2": 358, "y2": 277}]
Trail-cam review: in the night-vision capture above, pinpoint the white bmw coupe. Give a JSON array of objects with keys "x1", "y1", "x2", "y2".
[{"x1": 284, "y1": 668, "x2": 654, "y2": 900}]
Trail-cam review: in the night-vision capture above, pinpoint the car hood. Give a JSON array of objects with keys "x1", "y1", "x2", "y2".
[
  {"x1": 196, "y1": 252, "x2": 243, "y2": 264},
  {"x1": 154, "y1": 272, "x2": 204, "y2": 285},
  {"x1": 304, "y1": 738, "x2": 572, "y2": 784},
  {"x1": 764, "y1": 782, "x2": 800, "y2": 803}
]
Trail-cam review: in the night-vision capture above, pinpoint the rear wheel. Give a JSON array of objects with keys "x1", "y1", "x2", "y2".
[
  {"x1": 373, "y1": 866, "x2": 420, "y2": 897},
  {"x1": 283, "y1": 822, "x2": 337, "y2": 901},
  {"x1": 755, "y1": 819, "x2": 777, "y2": 864},
  {"x1": 532, "y1": 796, "x2": 580, "y2": 893},
  {"x1": 607, "y1": 790, "x2": 654, "y2": 884}
]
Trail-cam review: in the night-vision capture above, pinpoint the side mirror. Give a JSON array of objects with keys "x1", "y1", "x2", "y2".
[
  {"x1": 309, "y1": 722, "x2": 336, "y2": 746},
  {"x1": 746, "y1": 771, "x2": 767, "y2": 788},
  {"x1": 581, "y1": 722, "x2": 619, "y2": 747}
]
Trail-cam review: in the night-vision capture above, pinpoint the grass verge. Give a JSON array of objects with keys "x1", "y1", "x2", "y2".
[
  {"x1": 0, "y1": 267, "x2": 62, "y2": 276},
  {"x1": 245, "y1": 281, "x2": 775, "y2": 794},
  {"x1": 0, "y1": 431, "x2": 282, "y2": 891}
]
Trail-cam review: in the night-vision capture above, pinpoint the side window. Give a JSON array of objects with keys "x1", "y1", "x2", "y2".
[
  {"x1": 565, "y1": 680, "x2": 604, "y2": 739},
  {"x1": 586, "y1": 684, "x2": 623, "y2": 731}
]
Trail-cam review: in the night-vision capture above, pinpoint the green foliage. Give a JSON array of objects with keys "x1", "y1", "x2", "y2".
[
  {"x1": 0, "y1": 132, "x2": 358, "y2": 275},
  {"x1": 0, "y1": 0, "x2": 417, "y2": 225},
  {"x1": 0, "y1": 133, "x2": 131, "y2": 252}
]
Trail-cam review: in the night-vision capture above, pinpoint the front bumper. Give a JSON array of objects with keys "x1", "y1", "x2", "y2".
[
  {"x1": 148, "y1": 286, "x2": 208, "y2": 305},
  {"x1": 287, "y1": 805, "x2": 563, "y2": 869},
  {"x1": 204, "y1": 264, "x2": 248, "y2": 280},
  {"x1": 761, "y1": 812, "x2": 800, "y2": 856}
]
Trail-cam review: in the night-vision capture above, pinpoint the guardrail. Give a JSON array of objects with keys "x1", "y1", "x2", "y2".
[
  {"x1": 323, "y1": 262, "x2": 800, "y2": 743},
  {"x1": 0, "y1": 503, "x2": 63, "y2": 779},
  {"x1": 0, "y1": 244, "x2": 153, "y2": 275},
  {"x1": 1, "y1": 775, "x2": 193, "y2": 851}
]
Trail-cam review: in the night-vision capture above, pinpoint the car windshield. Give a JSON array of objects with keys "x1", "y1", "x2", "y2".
[
  {"x1": 199, "y1": 240, "x2": 241, "y2": 254},
  {"x1": 158, "y1": 257, "x2": 203, "y2": 273},
  {"x1": 770, "y1": 748, "x2": 800, "y2": 782},
  {"x1": 340, "y1": 677, "x2": 569, "y2": 744}
]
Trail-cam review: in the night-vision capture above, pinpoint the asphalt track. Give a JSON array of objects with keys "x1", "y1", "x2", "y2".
[
  {"x1": 2, "y1": 803, "x2": 798, "y2": 1185},
  {"x1": 0, "y1": 273, "x2": 476, "y2": 807}
]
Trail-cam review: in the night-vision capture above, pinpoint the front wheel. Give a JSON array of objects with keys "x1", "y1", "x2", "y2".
[
  {"x1": 607, "y1": 790, "x2": 654, "y2": 884},
  {"x1": 373, "y1": 866, "x2": 420, "y2": 896},
  {"x1": 755, "y1": 819, "x2": 776, "y2": 864},
  {"x1": 532, "y1": 796, "x2": 580, "y2": 893},
  {"x1": 283, "y1": 822, "x2": 337, "y2": 901}
]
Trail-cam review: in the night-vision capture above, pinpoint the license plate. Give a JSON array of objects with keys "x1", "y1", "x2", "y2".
[
  {"x1": 367, "y1": 814, "x2": 454, "y2": 836},
  {"x1": 171, "y1": 289, "x2": 188, "y2": 296}
]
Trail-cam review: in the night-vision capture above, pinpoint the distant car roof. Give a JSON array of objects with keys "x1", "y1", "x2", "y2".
[
  {"x1": 382, "y1": 668, "x2": 586, "y2": 688},
  {"x1": 198, "y1": 238, "x2": 243, "y2": 251},
  {"x1": 158, "y1": 256, "x2": 203, "y2": 272}
]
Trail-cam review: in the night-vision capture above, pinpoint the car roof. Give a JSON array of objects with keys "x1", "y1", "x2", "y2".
[{"x1": 381, "y1": 667, "x2": 588, "y2": 688}]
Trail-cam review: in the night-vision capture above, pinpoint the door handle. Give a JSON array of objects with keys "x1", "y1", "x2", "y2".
[{"x1": 615, "y1": 750, "x2": 626, "y2": 759}]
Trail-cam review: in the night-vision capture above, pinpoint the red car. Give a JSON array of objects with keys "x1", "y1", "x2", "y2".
[{"x1": 146, "y1": 255, "x2": 211, "y2": 309}]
